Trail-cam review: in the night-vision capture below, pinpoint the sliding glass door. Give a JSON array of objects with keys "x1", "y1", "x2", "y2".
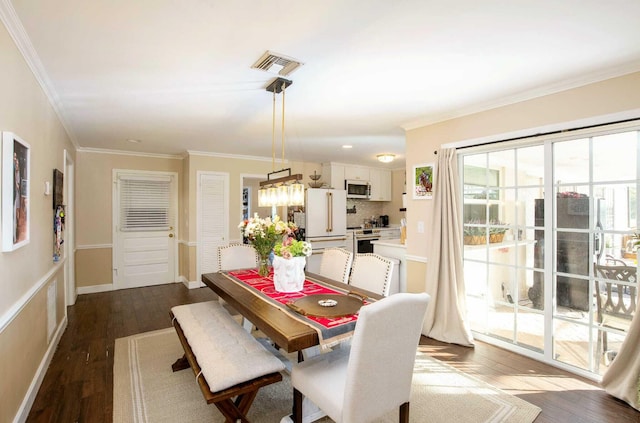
[{"x1": 461, "y1": 122, "x2": 639, "y2": 377}]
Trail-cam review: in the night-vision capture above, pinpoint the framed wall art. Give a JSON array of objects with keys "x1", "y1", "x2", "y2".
[
  {"x1": 53, "y1": 168, "x2": 64, "y2": 208},
  {"x1": 2, "y1": 132, "x2": 30, "y2": 251},
  {"x1": 412, "y1": 162, "x2": 434, "y2": 200}
]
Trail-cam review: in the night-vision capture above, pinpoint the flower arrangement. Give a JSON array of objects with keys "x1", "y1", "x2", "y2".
[
  {"x1": 238, "y1": 213, "x2": 297, "y2": 276},
  {"x1": 272, "y1": 235, "x2": 311, "y2": 292},
  {"x1": 274, "y1": 237, "x2": 312, "y2": 259}
]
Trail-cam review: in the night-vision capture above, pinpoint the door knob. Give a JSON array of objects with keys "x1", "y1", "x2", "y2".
[{"x1": 169, "y1": 233, "x2": 174, "y2": 238}]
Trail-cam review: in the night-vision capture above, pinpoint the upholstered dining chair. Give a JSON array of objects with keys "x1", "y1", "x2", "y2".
[
  {"x1": 594, "y1": 262, "x2": 637, "y2": 366},
  {"x1": 217, "y1": 243, "x2": 260, "y2": 332},
  {"x1": 348, "y1": 253, "x2": 394, "y2": 296},
  {"x1": 318, "y1": 247, "x2": 354, "y2": 284},
  {"x1": 292, "y1": 292, "x2": 431, "y2": 423},
  {"x1": 217, "y1": 243, "x2": 259, "y2": 271}
]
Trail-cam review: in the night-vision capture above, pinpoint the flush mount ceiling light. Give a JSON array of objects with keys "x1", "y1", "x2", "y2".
[
  {"x1": 258, "y1": 77, "x2": 304, "y2": 208},
  {"x1": 377, "y1": 154, "x2": 395, "y2": 163},
  {"x1": 251, "y1": 51, "x2": 304, "y2": 76}
]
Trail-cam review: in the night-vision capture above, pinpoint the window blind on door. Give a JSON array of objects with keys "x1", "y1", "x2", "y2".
[{"x1": 119, "y1": 175, "x2": 173, "y2": 231}]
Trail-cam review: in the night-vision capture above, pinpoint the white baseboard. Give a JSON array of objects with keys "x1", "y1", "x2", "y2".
[
  {"x1": 179, "y1": 275, "x2": 204, "y2": 289},
  {"x1": 77, "y1": 283, "x2": 114, "y2": 294},
  {"x1": 13, "y1": 316, "x2": 67, "y2": 423}
]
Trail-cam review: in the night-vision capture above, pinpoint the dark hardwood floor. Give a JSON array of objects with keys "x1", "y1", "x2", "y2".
[{"x1": 25, "y1": 283, "x2": 639, "y2": 422}]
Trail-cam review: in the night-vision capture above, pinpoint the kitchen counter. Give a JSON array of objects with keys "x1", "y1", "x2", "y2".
[{"x1": 370, "y1": 238, "x2": 406, "y2": 248}]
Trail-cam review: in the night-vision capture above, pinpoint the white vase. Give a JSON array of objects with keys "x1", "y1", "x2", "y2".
[{"x1": 272, "y1": 255, "x2": 306, "y2": 292}]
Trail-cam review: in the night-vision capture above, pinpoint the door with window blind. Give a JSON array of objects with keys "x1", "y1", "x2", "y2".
[
  {"x1": 197, "y1": 172, "x2": 229, "y2": 282},
  {"x1": 113, "y1": 171, "x2": 177, "y2": 289}
]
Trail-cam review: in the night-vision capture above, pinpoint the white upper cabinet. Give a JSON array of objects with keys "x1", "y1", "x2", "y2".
[
  {"x1": 369, "y1": 168, "x2": 392, "y2": 201},
  {"x1": 322, "y1": 163, "x2": 345, "y2": 190},
  {"x1": 344, "y1": 166, "x2": 369, "y2": 181}
]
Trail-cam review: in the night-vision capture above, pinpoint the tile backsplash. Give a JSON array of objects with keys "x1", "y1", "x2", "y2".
[{"x1": 346, "y1": 199, "x2": 386, "y2": 228}]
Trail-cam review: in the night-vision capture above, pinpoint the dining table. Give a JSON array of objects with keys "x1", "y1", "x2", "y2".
[
  {"x1": 201, "y1": 269, "x2": 382, "y2": 423},
  {"x1": 201, "y1": 270, "x2": 382, "y2": 354}
]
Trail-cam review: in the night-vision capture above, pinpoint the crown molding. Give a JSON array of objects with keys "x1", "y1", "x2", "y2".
[
  {"x1": 0, "y1": 0, "x2": 79, "y2": 148},
  {"x1": 77, "y1": 147, "x2": 182, "y2": 159},
  {"x1": 186, "y1": 149, "x2": 278, "y2": 163},
  {"x1": 402, "y1": 61, "x2": 640, "y2": 131}
]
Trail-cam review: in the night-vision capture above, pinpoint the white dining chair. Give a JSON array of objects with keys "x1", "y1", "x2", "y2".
[
  {"x1": 217, "y1": 243, "x2": 260, "y2": 332},
  {"x1": 292, "y1": 292, "x2": 431, "y2": 423},
  {"x1": 348, "y1": 253, "x2": 394, "y2": 296},
  {"x1": 217, "y1": 243, "x2": 260, "y2": 271},
  {"x1": 318, "y1": 247, "x2": 354, "y2": 284}
]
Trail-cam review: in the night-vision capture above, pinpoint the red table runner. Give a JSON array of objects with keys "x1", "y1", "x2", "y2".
[{"x1": 226, "y1": 268, "x2": 369, "y2": 346}]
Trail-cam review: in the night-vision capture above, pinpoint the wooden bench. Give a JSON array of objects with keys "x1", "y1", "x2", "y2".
[{"x1": 170, "y1": 301, "x2": 285, "y2": 422}]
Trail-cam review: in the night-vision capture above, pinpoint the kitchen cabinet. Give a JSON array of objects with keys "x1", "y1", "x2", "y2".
[
  {"x1": 344, "y1": 166, "x2": 369, "y2": 181},
  {"x1": 322, "y1": 163, "x2": 345, "y2": 190},
  {"x1": 369, "y1": 168, "x2": 392, "y2": 201}
]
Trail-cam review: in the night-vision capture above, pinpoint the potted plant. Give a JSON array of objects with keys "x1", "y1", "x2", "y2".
[
  {"x1": 489, "y1": 220, "x2": 508, "y2": 244},
  {"x1": 238, "y1": 214, "x2": 297, "y2": 276},
  {"x1": 463, "y1": 219, "x2": 487, "y2": 245},
  {"x1": 272, "y1": 237, "x2": 312, "y2": 292}
]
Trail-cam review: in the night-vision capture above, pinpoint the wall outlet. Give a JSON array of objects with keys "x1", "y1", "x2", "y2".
[{"x1": 417, "y1": 221, "x2": 424, "y2": 233}]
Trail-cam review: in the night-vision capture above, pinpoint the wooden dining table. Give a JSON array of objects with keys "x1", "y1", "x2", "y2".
[
  {"x1": 202, "y1": 270, "x2": 382, "y2": 423},
  {"x1": 201, "y1": 271, "x2": 381, "y2": 354}
]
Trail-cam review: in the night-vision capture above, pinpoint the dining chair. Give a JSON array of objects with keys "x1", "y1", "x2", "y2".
[
  {"x1": 291, "y1": 292, "x2": 431, "y2": 423},
  {"x1": 348, "y1": 253, "x2": 394, "y2": 296},
  {"x1": 318, "y1": 247, "x2": 354, "y2": 284},
  {"x1": 217, "y1": 243, "x2": 259, "y2": 271},
  {"x1": 217, "y1": 243, "x2": 260, "y2": 332},
  {"x1": 594, "y1": 262, "x2": 637, "y2": 366}
]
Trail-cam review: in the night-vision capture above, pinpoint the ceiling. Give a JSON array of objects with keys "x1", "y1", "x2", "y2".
[{"x1": 4, "y1": 0, "x2": 640, "y2": 168}]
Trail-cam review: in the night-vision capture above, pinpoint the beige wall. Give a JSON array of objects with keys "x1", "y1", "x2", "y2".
[
  {"x1": 0, "y1": 21, "x2": 75, "y2": 423},
  {"x1": 74, "y1": 151, "x2": 183, "y2": 287},
  {"x1": 404, "y1": 71, "x2": 640, "y2": 292}
]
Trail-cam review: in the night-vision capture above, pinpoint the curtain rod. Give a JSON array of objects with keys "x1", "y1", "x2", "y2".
[{"x1": 433, "y1": 116, "x2": 640, "y2": 155}]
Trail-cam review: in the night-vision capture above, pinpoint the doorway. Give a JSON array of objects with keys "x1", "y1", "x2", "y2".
[
  {"x1": 64, "y1": 150, "x2": 76, "y2": 306},
  {"x1": 112, "y1": 170, "x2": 178, "y2": 289},
  {"x1": 461, "y1": 122, "x2": 639, "y2": 378}
]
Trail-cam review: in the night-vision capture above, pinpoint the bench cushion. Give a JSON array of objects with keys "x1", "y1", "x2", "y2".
[{"x1": 171, "y1": 301, "x2": 285, "y2": 392}]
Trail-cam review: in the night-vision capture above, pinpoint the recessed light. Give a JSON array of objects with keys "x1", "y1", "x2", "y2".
[
  {"x1": 342, "y1": 145, "x2": 353, "y2": 149},
  {"x1": 127, "y1": 139, "x2": 142, "y2": 144}
]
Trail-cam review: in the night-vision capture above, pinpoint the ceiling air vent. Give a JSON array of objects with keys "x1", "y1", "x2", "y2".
[{"x1": 251, "y1": 51, "x2": 303, "y2": 76}]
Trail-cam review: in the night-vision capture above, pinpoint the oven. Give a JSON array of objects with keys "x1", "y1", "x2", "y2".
[{"x1": 353, "y1": 229, "x2": 380, "y2": 253}]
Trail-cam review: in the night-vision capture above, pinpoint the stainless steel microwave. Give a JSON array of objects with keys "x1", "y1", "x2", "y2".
[{"x1": 345, "y1": 179, "x2": 371, "y2": 199}]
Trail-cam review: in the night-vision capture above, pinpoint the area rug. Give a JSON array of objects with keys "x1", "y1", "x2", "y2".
[{"x1": 113, "y1": 328, "x2": 541, "y2": 423}]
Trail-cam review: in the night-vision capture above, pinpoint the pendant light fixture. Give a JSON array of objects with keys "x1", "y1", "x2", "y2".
[{"x1": 258, "y1": 77, "x2": 304, "y2": 207}]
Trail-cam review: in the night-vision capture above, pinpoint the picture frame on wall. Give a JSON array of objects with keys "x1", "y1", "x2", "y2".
[
  {"x1": 53, "y1": 168, "x2": 64, "y2": 209},
  {"x1": 2, "y1": 132, "x2": 30, "y2": 251},
  {"x1": 412, "y1": 162, "x2": 434, "y2": 200}
]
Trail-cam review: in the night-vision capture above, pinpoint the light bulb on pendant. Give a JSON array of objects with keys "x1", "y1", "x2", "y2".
[
  {"x1": 288, "y1": 181, "x2": 305, "y2": 206},
  {"x1": 258, "y1": 187, "x2": 269, "y2": 207},
  {"x1": 277, "y1": 185, "x2": 289, "y2": 206}
]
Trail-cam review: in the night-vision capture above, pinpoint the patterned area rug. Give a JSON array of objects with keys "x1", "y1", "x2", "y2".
[{"x1": 113, "y1": 328, "x2": 541, "y2": 423}]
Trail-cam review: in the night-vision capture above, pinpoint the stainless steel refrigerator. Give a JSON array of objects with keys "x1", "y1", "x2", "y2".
[{"x1": 304, "y1": 188, "x2": 347, "y2": 273}]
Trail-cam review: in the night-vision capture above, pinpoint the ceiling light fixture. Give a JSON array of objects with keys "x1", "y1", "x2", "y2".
[
  {"x1": 258, "y1": 77, "x2": 304, "y2": 208},
  {"x1": 377, "y1": 153, "x2": 395, "y2": 163}
]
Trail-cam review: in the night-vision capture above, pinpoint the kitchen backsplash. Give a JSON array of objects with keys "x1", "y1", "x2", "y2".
[{"x1": 346, "y1": 199, "x2": 387, "y2": 227}]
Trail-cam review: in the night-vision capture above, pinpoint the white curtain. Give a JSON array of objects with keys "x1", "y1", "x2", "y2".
[
  {"x1": 601, "y1": 291, "x2": 640, "y2": 411},
  {"x1": 421, "y1": 148, "x2": 474, "y2": 347}
]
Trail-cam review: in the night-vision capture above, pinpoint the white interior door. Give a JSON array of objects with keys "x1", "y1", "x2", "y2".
[
  {"x1": 197, "y1": 172, "x2": 229, "y2": 283},
  {"x1": 113, "y1": 171, "x2": 177, "y2": 289}
]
